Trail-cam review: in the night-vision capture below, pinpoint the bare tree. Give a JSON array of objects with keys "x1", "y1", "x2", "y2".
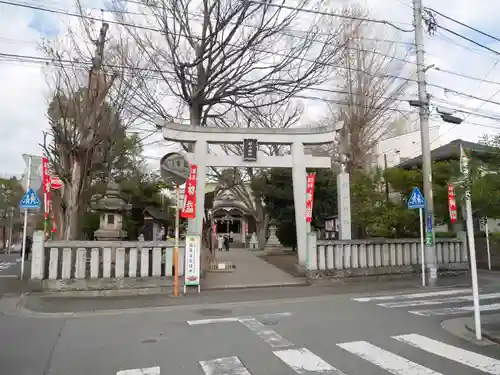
[
  {"x1": 40, "y1": 21, "x2": 151, "y2": 240},
  {"x1": 110, "y1": 0, "x2": 357, "y2": 128},
  {"x1": 316, "y1": 16, "x2": 414, "y2": 172}
]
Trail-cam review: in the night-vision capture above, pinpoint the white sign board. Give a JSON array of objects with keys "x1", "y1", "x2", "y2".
[
  {"x1": 184, "y1": 234, "x2": 201, "y2": 289},
  {"x1": 22, "y1": 154, "x2": 42, "y2": 191},
  {"x1": 337, "y1": 172, "x2": 351, "y2": 240}
]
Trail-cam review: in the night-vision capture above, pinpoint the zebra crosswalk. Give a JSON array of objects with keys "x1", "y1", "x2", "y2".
[
  {"x1": 350, "y1": 287, "x2": 500, "y2": 317},
  {"x1": 0, "y1": 258, "x2": 21, "y2": 272},
  {"x1": 116, "y1": 332, "x2": 500, "y2": 374}
]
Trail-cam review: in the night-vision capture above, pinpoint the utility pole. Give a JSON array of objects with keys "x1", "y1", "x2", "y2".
[
  {"x1": 7, "y1": 208, "x2": 13, "y2": 254},
  {"x1": 413, "y1": 0, "x2": 438, "y2": 284},
  {"x1": 384, "y1": 154, "x2": 389, "y2": 202}
]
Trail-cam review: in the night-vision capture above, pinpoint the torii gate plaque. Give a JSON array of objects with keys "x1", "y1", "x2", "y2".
[{"x1": 157, "y1": 120, "x2": 351, "y2": 267}]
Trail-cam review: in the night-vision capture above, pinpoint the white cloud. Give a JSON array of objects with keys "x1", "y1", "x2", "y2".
[{"x1": 0, "y1": 0, "x2": 499, "y2": 177}]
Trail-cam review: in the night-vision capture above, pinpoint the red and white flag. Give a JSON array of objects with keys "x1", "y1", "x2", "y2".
[
  {"x1": 305, "y1": 173, "x2": 316, "y2": 223},
  {"x1": 181, "y1": 165, "x2": 198, "y2": 219}
]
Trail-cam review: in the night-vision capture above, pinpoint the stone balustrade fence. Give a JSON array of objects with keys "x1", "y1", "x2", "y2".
[
  {"x1": 30, "y1": 232, "x2": 185, "y2": 291},
  {"x1": 306, "y1": 234, "x2": 468, "y2": 278}
]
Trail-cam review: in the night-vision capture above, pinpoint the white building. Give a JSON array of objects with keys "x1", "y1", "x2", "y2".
[{"x1": 373, "y1": 126, "x2": 441, "y2": 169}]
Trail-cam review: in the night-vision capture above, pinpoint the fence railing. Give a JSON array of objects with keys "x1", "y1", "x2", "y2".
[
  {"x1": 306, "y1": 234, "x2": 468, "y2": 277},
  {"x1": 30, "y1": 233, "x2": 185, "y2": 290}
]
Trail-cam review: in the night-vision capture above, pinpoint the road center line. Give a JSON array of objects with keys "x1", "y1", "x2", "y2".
[{"x1": 186, "y1": 312, "x2": 292, "y2": 325}]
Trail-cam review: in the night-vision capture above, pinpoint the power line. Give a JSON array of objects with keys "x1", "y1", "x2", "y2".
[
  {"x1": 423, "y1": 8, "x2": 500, "y2": 57},
  {"x1": 425, "y1": 7, "x2": 500, "y2": 43},
  {"x1": 8, "y1": 0, "x2": 500, "y2": 94},
  {"x1": 437, "y1": 25, "x2": 500, "y2": 57},
  {"x1": 246, "y1": 1, "x2": 415, "y2": 32},
  {"x1": 433, "y1": 67, "x2": 500, "y2": 87}
]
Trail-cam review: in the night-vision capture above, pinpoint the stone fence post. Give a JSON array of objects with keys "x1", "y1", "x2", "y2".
[{"x1": 30, "y1": 230, "x2": 45, "y2": 279}]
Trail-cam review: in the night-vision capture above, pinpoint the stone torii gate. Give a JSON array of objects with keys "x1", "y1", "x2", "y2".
[{"x1": 157, "y1": 120, "x2": 351, "y2": 267}]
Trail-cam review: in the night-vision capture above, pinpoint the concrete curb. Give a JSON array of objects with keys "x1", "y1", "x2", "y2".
[
  {"x1": 11, "y1": 292, "x2": 342, "y2": 319},
  {"x1": 23, "y1": 279, "x2": 310, "y2": 298},
  {"x1": 465, "y1": 322, "x2": 500, "y2": 345},
  {"x1": 201, "y1": 280, "x2": 309, "y2": 291}
]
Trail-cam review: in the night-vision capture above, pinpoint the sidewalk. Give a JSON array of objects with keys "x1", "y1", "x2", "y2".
[
  {"x1": 464, "y1": 313, "x2": 500, "y2": 344},
  {"x1": 202, "y1": 248, "x2": 307, "y2": 289}
]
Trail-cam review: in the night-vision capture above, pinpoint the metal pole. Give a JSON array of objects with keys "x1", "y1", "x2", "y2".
[
  {"x1": 419, "y1": 207, "x2": 425, "y2": 287},
  {"x1": 7, "y1": 210, "x2": 13, "y2": 255},
  {"x1": 20, "y1": 155, "x2": 32, "y2": 279},
  {"x1": 485, "y1": 219, "x2": 491, "y2": 270},
  {"x1": 461, "y1": 144, "x2": 481, "y2": 340},
  {"x1": 384, "y1": 154, "x2": 389, "y2": 202},
  {"x1": 413, "y1": 0, "x2": 437, "y2": 284},
  {"x1": 174, "y1": 185, "x2": 180, "y2": 297}
]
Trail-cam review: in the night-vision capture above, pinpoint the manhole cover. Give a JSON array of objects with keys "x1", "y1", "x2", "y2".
[{"x1": 195, "y1": 308, "x2": 233, "y2": 317}]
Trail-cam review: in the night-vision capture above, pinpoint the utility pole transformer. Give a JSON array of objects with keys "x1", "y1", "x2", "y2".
[{"x1": 413, "y1": 0, "x2": 438, "y2": 283}]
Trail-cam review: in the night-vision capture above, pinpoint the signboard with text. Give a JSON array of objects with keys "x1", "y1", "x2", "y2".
[
  {"x1": 305, "y1": 173, "x2": 316, "y2": 223},
  {"x1": 448, "y1": 183, "x2": 457, "y2": 223},
  {"x1": 184, "y1": 234, "x2": 201, "y2": 287},
  {"x1": 181, "y1": 165, "x2": 198, "y2": 219},
  {"x1": 243, "y1": 139, "x2": 258, "y2": 161}
]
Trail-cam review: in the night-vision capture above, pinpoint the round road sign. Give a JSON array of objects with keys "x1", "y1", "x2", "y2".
[
  {"x1": 160, "y1": 152, "x2": 190, "y2": 186},
  {"x1": 50, "y1": 176, "x2": 63, "y2": 190}
]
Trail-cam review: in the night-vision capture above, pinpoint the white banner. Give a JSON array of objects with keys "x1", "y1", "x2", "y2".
[
  {"x1": 184, "y1": 234, "x2": 201, "y2": 286},
  {"x1": 21, "y1": 154, "x2": 43, "y2": 191}
]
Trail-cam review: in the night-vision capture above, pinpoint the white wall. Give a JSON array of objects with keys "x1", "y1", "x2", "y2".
[{"x1": 374, "y1": 126, "x2": 441, "y2": 169}]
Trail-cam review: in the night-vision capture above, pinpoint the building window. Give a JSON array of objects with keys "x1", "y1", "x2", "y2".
[{"x1": 107, "y1": 214, "x2": 115, "y2": 225}]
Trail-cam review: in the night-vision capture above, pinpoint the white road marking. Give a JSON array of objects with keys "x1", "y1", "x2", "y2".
[
  {"x1": 378, "y1": 292, "x2": 500, "y2": 308},
  {"x1": 394, "y1": 333, "x2": 500, "y2": 374},
  {"x1": 187, "y1": 312, "x2": 292, "y2": 325},
  {"x1": 352, "y1": 288, "x2": 472, "y2": 302},
  {"x1": 116, "y1": 366, "x2": 160, "y2": 375},
  {"x1": 410, "y1": 303, "x2": 500, "y2": 316},
  {"x1": 338, "y1": 340, "x2": 442, "y2": 375},
  {"x1": 238, "y1": 317, "x2": 292, "y2": 348},
  {"x1": 0, "y1": 262, "x2": 15, "y2": 270},
  {"x1": 187, "y1": 317, "x2": 240, "y2": 325},
  {"x1": 199, "y1": 356, "x2": 251, "y2": 375},
  {"x1": 273, "y1": 348, "x2": 347, "y2": 374}
]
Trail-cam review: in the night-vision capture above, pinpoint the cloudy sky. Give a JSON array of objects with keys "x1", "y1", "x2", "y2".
[{"x1": 0, "y1": 0, "x2": 499, "y2": 177}]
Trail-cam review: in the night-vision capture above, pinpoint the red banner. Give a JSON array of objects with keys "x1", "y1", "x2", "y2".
[
  {"x1": 181, "y1": 165, "x2": 197, "y2": 219},
  {"x1": 448, "y1": 183, "x2": 457, "y2": 223},
  {"x1": 42, "y1": 157, "x2": 51, "y2": 238},
  {"x1": 305, "y1": 173, "x2": 316, "y2": 223}
]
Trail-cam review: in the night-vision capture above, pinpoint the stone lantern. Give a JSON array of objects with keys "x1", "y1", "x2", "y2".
[
  {"x1": 264, "y1": 219, "x2": 284, "y2": 253},
  {"x1": 92, "y1": 181, "x2": 132, "y2": 241}
]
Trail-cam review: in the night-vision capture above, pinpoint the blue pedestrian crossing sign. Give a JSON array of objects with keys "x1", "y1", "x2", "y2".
[
  {"x1": 20, "y1": 187, "x2": 41, "y2": 209},
  {"x1": 408, "y1": 187, "x2": 425, "y2": 209}
]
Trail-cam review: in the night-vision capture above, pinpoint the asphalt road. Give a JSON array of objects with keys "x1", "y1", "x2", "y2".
[
  {"x1": 3, "y1": 284, "x2": 500, "y2": 375},
  {"x1": 0, "y1": 253, "x2": 22, "y2": 277}
]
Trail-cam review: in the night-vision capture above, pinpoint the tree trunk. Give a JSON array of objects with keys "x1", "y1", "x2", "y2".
[
  {"x1": 256, "y1": 215, "x2": 268, "y2": 250},
  {"x1": 64, "y1": 160, "x2": 82, "y2": 240},
  {"x1": 2, "y1": 225, "x2": 5, "y2": 249}
]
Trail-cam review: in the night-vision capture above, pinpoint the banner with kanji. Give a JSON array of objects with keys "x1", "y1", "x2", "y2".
[
  {"x1": 305, "y1": 173, "x2": 316, "y2": 223},
  {"x1": 448, "y1": 183, "x2": 457, "y2": 223},
  {"x1": 181, "y1": 165, "x2": 197, "y2": 219},
  {"x1": 42, "y1": 156, "x2": 51, "y2": 238}
]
